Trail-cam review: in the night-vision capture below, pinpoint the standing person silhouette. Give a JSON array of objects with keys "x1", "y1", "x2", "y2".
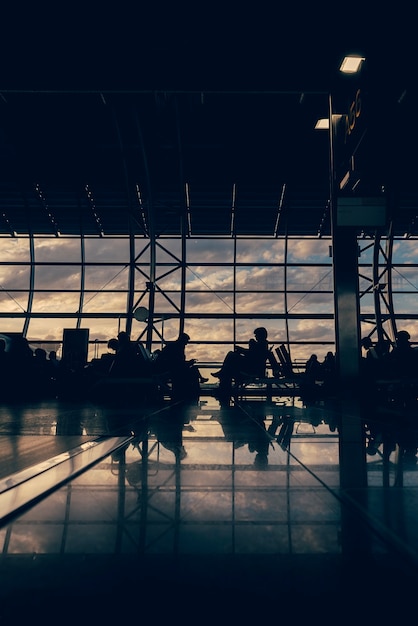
[
  {"x1": 387, "y1": 330, "x2": 418, "y2": 378},
  {"x1": 301, "y1": 353, "x2": 323, "y2": 404},
  {"x1": 386, "y1": 330, "x2": 418, "y2": 408}
]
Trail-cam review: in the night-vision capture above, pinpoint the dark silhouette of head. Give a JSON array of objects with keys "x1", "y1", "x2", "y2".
[
  {"x1": 108, "y1": 338, "x2": 119, "y2": 352},
  {"x1": 117, "y1": 331, "x2": 130, "y2": 346},
  {"x1": 396, "y1": 330, "x2": 411, "y2": 345},
  {"x1": 361, "y1": 337, "x2": 373, "y2": 349},
  {"x1": 254, "y1": 327, "x2": 268, "y2": 341},
  {"x1": 35, "y1": 347, "x2": 47, "y2": 360}
]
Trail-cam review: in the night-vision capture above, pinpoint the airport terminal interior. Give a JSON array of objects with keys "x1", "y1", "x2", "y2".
[{"x1": 1, "y1": 9, "x2": 418, "y2": 622}]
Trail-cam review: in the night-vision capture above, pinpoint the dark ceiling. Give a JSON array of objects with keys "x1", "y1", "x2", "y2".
[{"x1": 0, "y1": 7, "x2": 416, "y2": 238}]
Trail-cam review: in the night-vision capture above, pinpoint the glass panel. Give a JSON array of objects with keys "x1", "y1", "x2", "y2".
[
  {"x1": 287, "y1": 293, "x2": 334, "y2": 314},
  {"x1": 155, "y1": 239, "x2": 182, "y2": 261},
  {"x1": 153, "y1": 291, "x2": 182, "y2": 313},
  {"x1": 84, "y1": 237, "x2": 130, "y2": 262},
  {"x1": 392, "y1": 267, "x2": 418, "y2": 291},
  {"x1": 235, "y1": 292, "x2": 285, "y2": 314},
  {"x1": 0, "y1": 291, "x2": 29, "y2": 312},
  {"x1": 84, "y1": 265, "x2": 128, "y2": 290},
  {"x1": 392, "y1": 240, "x2": 418, "y2": 263},
  {"x1": 31, "y1": 291, "x2": 80, "y2": 312},
  {"x1": 187, "y1": 239, "x2": 234, "y2": 263},
  {"x1": 185, "y1": 292, "x2": 234, "y2": 314},
  {"x1": 185, "y1": 266, "x2": 235, "y2": 290},
  {"x1": 286, "y1": 266, "x2": 333, "y2": 291},
  {"x1": 236, "y1": 266, "x2": 284, "y2": 290},
  {"x1": 287, "y1": 319, "x2": 335, "y2": 363},
  {"x1": 0, "y1": 266, "x2": 30, "y2": 290},
  {"x1": 34, "y1": 237, "x2": 80, "y2": 262},
  {"x1": 358, "y1": 265, "x2": 373, "y2": 292},
  {"x1": 393, "y1": 293, "x2": 418, "y2": 314},
  {"x1": 0, "y1": 319, "x2": 25, "y2": 334},
  {"x1": 34, "y1": 266, "x2": 81, "y2": 289},
  {"x1": 82, "y1": 291, "x2": 127, "y2": 313},
  {"x1": 236, "y1": 238, "x2": 285, "y2": 262},
  {"x1": 286, "y1": 238, "x2": 332, "y2": 262},
  {"x1": 134, "y1": 237, "x2": 151, "y2": 262},
  {"x1": 359, "y1": 292, "x2": 377, "y2": 314},
  {"x1": 154, "y1": 267, "x2": 182, "y2": 289},
  {"x1": 0, "y1": 238, "x2": 30, "y2": 262},
  {"x1": 151, "y1": 318, "x2": 182, "y2": 344}
]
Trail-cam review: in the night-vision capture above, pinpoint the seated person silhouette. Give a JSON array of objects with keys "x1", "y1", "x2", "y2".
[
  {"x1": 109, "y1": 331, "x2": 151, "y2": 378},
  {"x1": 212, "y1": 327, "x2": 279, "y2": 397},
  {"x1": 153, "y1": 332, "x2": 206, "y2": 405}
]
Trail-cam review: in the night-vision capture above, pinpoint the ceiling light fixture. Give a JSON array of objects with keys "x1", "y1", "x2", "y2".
[
  {"x1": 315, "y1": 118, "x2": 329, "y2": 130},
  {"x1": 339, "y1": 55, "x2": 365, "y2": 74}
]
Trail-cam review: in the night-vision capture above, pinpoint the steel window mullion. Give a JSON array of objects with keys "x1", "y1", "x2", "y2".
[
  {"x1": 76, "y1": 234, "x2": 86, "y2": 330},
  {"x1": 22, "y1": 233, "x2": 35, "y2": 337}
]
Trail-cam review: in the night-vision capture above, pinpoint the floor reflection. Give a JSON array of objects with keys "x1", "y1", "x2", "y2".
[{"x1": 1, "y1": 394, "x2": 418, "y2": 618}]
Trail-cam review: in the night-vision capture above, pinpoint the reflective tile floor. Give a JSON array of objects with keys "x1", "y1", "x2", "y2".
[{"x1": 1, "y1": 391, "x2": 418, "y2": 622}]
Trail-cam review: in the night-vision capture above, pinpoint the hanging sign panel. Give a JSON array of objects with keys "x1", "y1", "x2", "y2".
[{"x1": 337, "y1": 197, "x2": 387, "y2": 227}]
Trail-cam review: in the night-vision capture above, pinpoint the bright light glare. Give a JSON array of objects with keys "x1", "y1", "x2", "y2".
[{"x1": 339, "y1": 56, "x2": 365, "y2": 73}]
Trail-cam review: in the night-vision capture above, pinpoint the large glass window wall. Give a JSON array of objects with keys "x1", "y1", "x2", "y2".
[{"x1": 1, "y1": 232, "x2": 417, "y2": 367}]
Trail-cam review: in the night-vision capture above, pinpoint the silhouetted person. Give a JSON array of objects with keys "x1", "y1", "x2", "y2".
[
  {"x1": 7, "y1": 336, "x2": 34, "y2": 399},
  {"x1": 48, "y1": 349, "x2": 60, "y2": 369},
  {"x1": 45, "y1": 350, "x2": 60, "y2": 398},
  {"x1": 362, "y1": 336, "x2": 377, "y2": 360},
  {"x1": 322, "y1": 350, "x2": 337, "y2": 392},
  {"x1": 385, "y1": 330, "x2": 418, "y2": 408},
  {"x1": 96, "y1": 337, "x2": 119, "y2": 374},
  {"x1": 301, "y1": 353, "x2": 323, "y2": 404},
  {"x1": 361, "y1": 336, "x2": 381, "y2": 379},
  {"x1": 305, "y1": 353, "x2": 323, "y2": 379},
  {"x1": 32, "y1": 347, "x2": 54, "y2": 399},
  {"x1": 361, "y1": 337, "x2": 391, "y2": 383},
  {"x1": 212, "y1": 327, "x2": 279, "y2": 398},
  {"x1": 153, "y1": 332, "x2": 201, "y2": 405},
  {"x1": 109, "y1": 331, "x2": 151, "y2": 378},
  {"x1": 387, "y1": 330, "x2": 418, "y2": 378}
]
